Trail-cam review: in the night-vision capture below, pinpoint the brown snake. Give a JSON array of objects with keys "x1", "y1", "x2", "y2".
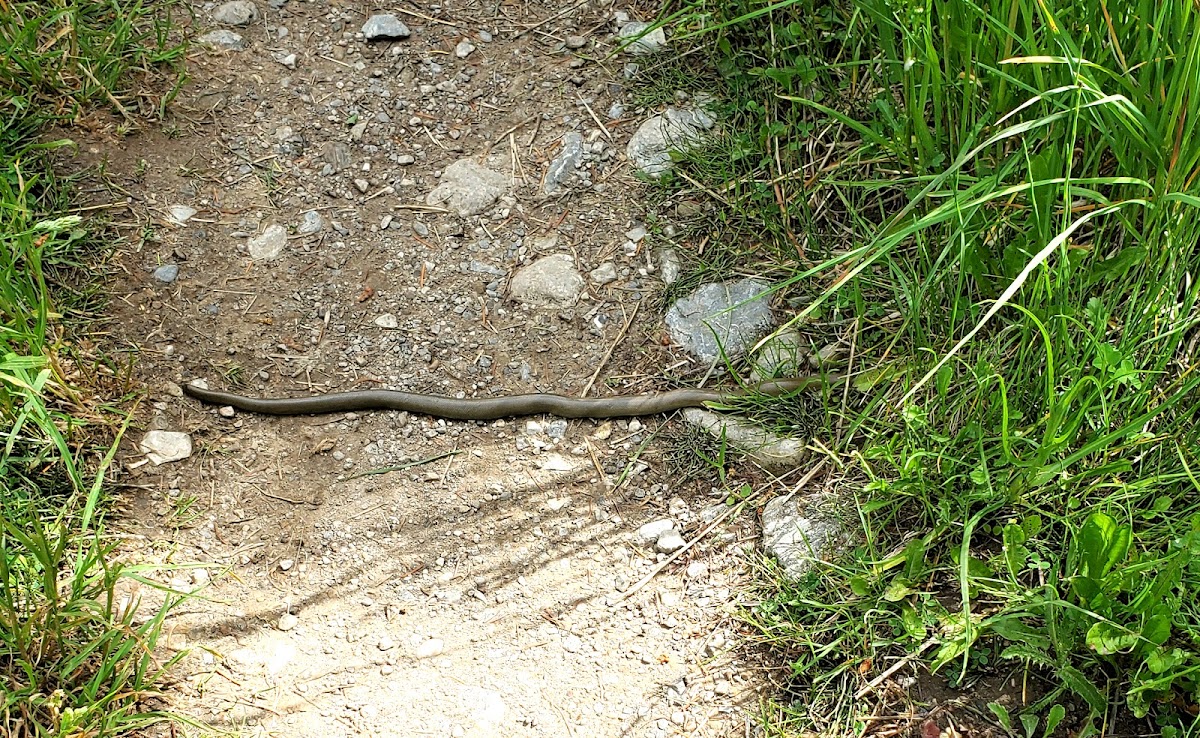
[{"x1": 181, "y1": 376, "x2": 831, "y2": 420}]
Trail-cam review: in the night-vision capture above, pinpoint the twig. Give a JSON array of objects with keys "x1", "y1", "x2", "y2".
[
  {"x1": 394, "y1": 7, "x2": 464, "y2": 28},
  {"x1": 581, "y1": 300, "x2": 639, "y2": 398},
  {"x1": 342, "y1": 450, "x2": 461, "y2": 481},
  {"x1": 854, "y1": 637, "x2": 937, "y2": 699}
]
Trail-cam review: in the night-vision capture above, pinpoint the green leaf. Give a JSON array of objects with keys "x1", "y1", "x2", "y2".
[
  {"x1": 1043, "y1": 705, "x2": 1066, "y2": 738},
  {"x1": 1058, "y1": 665, "x2": 1107, "y2": 714},
  {"x1": 1019, "y1": 713, "x2": 1039, "y2": 738},
  {"x1": 1146, "y1": 647, "x2": 1186, "y2": 674},
  {"x1": 850, "y1": 576, "x2": 871, "y2": 597},
  {"x1": 882, "y1": 577, "x2": 915, "y2": 602},
  {"x1": 1075, "y1": 511, "x2": 1130, "y2": 579},
  {"x1": 901, "y1": 603, "x2": 927, "y2": 640},
  {"x1": 987, "y1": 702, "x2": 1011, "y2": 730},
  {"x1": 1085, "y1": 621, "x2": 1138, "y2": 655}
]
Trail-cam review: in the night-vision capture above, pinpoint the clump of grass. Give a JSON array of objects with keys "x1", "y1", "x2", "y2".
[
  {"x1": 650, "y1": 0, "x2": 1200, "y2": 733},
  {"x1": 0, "y1": 2, "x2": 188, "y2": 736}
]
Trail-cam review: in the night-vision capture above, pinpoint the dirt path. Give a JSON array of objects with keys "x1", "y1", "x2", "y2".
[{"x1": 88, "y1": 1, "x2": 774, "y2": 736}]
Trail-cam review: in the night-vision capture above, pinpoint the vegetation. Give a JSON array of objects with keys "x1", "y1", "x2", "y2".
[
  {"x1": 647, "y1": 0, "x2": 1200, "y2": 733},
  {"x1": 0, "y1": 2, "x2": 187, "y2": 735}
]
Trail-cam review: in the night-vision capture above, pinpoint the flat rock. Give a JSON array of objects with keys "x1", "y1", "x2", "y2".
[
  {"x1": 637, "y1": 519, "x2": 676, "y2": 544},
  {"x1": 761, "y1": 494, "x2": 849, "y2": 579},
  {"x1": 509, "y1": 254, "x2": 584, "y2": 306},
  {"x1": 362, "y1": 14, "x2": 411, "y2": 40},
  {"x1": 196, "y1": 29, "x2": 245, "y2": 50},
  {"x1": 618, "y1": 21, "x2": 667, "y2": 54},
  {"x1": 456, "y1": 39, "x2": 476, "y2": 58},
  {"x1": 626, "y1": 106, "x2": 715, "y2": 177},
  {"x1": 211, "y1": 0, "x2": 259, "y2": 26},
  {"x1": 248, "y1": 224, "x2": 288, "y2": 261},
  {"x1": 415, "y1": 638, "x2": 444, "y2": 659},
  {"x1": 589, "y1": 262, "x2": 618, "y2": 285},
  {"x1": 655, "y1": 530, "x2": 687, "y2": 553},
  {"x1": 426, "y1": 159, "x2": 509, "y2": 216},
  {"x1": 657, "y1": 247, "x2": 681, "y2": 284},
  {"x1": 665, "y1": 278, "x2": 773, "y2": 361},
  {"x1": 683, "y1": 408, "x2": 807, "y2": 473},
  {"x1": 139, "y1": 430, "x2": 193, "y2": 465},
  {"x1": 277, "y1": 613, "x2": 298, "y2": 631},
  {"x1": 297, "y1": 210, "x2": 323, "y2": 234},
  {"x1": 153, "y1": 264, "x2": 179, "y2": 283},
  {"x1": 167, "y1": 204, "x2": 197, "y2": 224},
  {"x1": 543, "y1": 132, "x2": 585, "y2": 194}
]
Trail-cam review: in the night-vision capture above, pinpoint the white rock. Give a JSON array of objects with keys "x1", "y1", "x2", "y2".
[
  {"x1": 562, "y1": 634, "x2": 583, "y2": 653},
  {"x1": 196, "y1": 29, "x2": 245, "y2": 50},
  {"x1": 374, "y1": 313, "x2": 399, "y2": 329},
  {"x1": 618, "y1": 21, "x2": 666, "y2": 54},
  {"x1": 685, "y1": 561, "x2": 708, "y2": 579},
  {"x1": 425, "y1": 159, "x2": 509, "y2": 216},
  {"x1": 637, "y1": 519, "x2": 676, "y2": 544},
  {"x1": 212, "y1": 0, "x2": 258, "y2": 26},
  {"x1": 682, "y1": 408, "x2": 807, "y2": 473},
  {"x1": 247, "y1": 224, "x2": 288, "y2": 261},
  {"x1": 279, "y1": 559, "x2": 294, "y2": 571},
  {"x1": 664, "y1": 278, "x2": 773, "y2": 362},
  {"x1": 590, "y1": 262, "x2": 618, "y2": 285},
  {"x1": 456, "y1": 39, "x2": 476, "y2": 58},
  {"x1": 626, "y1": 106, "x2": 715, "y2": 177},
  {"x1": 362, "y1": 14, "x2": 410, "y2": 40},
  {"x1": 277, "y1": 613, "x2": 298, "y2": 631},
  {"x1": 656, "y1": 530, "x2": 687, "y2": 553},
  {"x1": 138, "y1": 431, "x2": 192, "y2": 465},
  {"x1": 416, "y1": 638, "x2": 444, "y2": 658},
  {"x1": 378, "y1": 636, "x2": 396, "y2": 651},
  {"x1": 167, "y1": 205, "x2": 197, "y2": 224},
  {"x1": 273, "y1": 51, "x2": 297, "y2": 68},
  {"x1": 761, "y1": 494, "x2": 849, "y2": 579},
  {"x1": 509, "y1": 254, "x2": 584, "y2": 306}
]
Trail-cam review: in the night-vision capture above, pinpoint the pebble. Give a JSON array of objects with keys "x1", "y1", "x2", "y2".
[
  {"x1": 397, "y1": 154, "x2": 416, "y2": 165},
  {"x1": 354, "y1": 178, "x2": 370, "y2": 193},
  {"x1": 543, "y1": 131, "x2": 585, "y2": 194},
  {"x1": 378, "y1": 636, "x2": 396, "y2": 651},
  {"x1": 279, "y1": 559, "x2": 294, "y2": 571},
  {"x1": 617, "y1": 21, "x2": 667, "y2": 54},
  {"x1": 374, "y1": 313, "x2": 399, "y2": 329},
  {"x1": 546, "y1": 419, "x2": 568, "y2": 439},
  {"x1": 218, "y1": 405, "x2": 236, "y2": 418},
  {"x1": 211, "y1": 0, "x2": 259, "y2": 26},
  {"x1": 656, "y1": 530, "x2": 687, "y2": 553},
  {"x1": 167, "y1": 204, "x2": 197, "y2": 224},
  {"x1": 362, "y1": 14, "x2": 411, "y2": 40},
  {"x1": 664, "y1": 278, "x2": 773, "y2": 362},
  {"x1": 138, "y1": 431, "x2": 192, "y2": 465},
  {"x1": 685, "y1": 562, "x2": 708, "y2": 579},
  {"x1": 455, "y1": 39, "x2": 476, "y2": 58},
  {"x1": 196, "y1": 30, "x2": 245, "y2": 50},
  {"x1": 562, "y1": 634, "x2": 583, "y2": 653},
  {"x1": 626, "y1": 106, "x2": 715, "y2": 177},
  {"x1": 565, "y1": 34, "x2": 586, "y2": 49},
  {"x1": 508, "y1": 254, "x2": 584, "y2": 306},
  {"x1": 153, "y1": 264, "x2": 179, "y2": 283},
  {"x1": 714, "y1": 679, "x2": 733, "y2": 695},
  {"x1": 415, "y1": 639, "x2": 444, "y2": 658},
  {"x1": 297, "y1": 210, "x2": 324, "y2": 234},
  {"x1": 277, "y1": 613, "x2": 298, "y2": 631},
  {"x1": 637, "y1": 519, "x2": 675, "y2": 544},
  {"x1": 247, "y1": 224, "x2": 288, "y2": 261}
]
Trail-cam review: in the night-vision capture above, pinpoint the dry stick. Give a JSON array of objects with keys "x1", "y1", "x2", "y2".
[
  {"x1": 618, "y1": 460, "x2": 828, "y2": 602},
  {"x1": 854, "y1": 637, "x2": 937, "y2": 700},
  {"x1": 580, "y1": 300, "x2": 640, "y2": 398}
]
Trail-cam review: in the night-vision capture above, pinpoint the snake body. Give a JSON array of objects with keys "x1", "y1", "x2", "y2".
[{"x1": 182, "y1": 377, "x2": 828, "y2": 420}]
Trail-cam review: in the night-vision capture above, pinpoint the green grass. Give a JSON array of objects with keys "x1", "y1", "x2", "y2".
[
  {"x1": 0, "y1": 2, "x2": 188, "y2": 736},
  {"x1": 646, "y1": 0, "x2": 1200, "y2": 733}
]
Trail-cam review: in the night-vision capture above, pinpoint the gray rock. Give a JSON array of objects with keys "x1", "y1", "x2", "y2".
[
  {"x1": 374, "y1": 313, "x2": 399, "y2": 329},
  {"x1": 546, "y1": 419, "x2": 568, "y2": 440},
  {"x1": 626, "y1": 106, "x2": 715, "y2": 177},
  {"x1": 565, "y1": 35, "x2": 587, "y2": 49},
  {"x1": 761, "y1": 494, "x2": 848, "y2": 579},
  {"x1": 211, "y1": 0, "x2": 259, "y2": 26},
  {"x1": 751, "y1": 329, "x2": 811, "y2": 380},
  {"x1": 324, "y1": 142, "x2": 352, "y2": 171},
  {"x1": 297, "y1": 210, "x2": 324, "y2": 234},
  {"x1": 397, "y1": 154, "x2": 416, "y2": 165},
  {"x1": 637, "y1": 519, "x2": 676, "y2": 544},
  {"x1": 273, "y1": 51, "x2": 297, "y2": 68},
  {"x1": 508, "y1": 254, "x2": 583, "y2": 306},
  {"x1": 665, "y1": 278, "x2": 773, "y2": 362},
  {"x1": 138, "y1": 430, "x2": 193, "y2": 465},
  {"x1": 277, "y1": 613, "x2": 299, "y2": 631},
  {"x1": 657, "y1": 248, "x2": 681, "y2": 285},
  {"x1": 353, "y1": 178, "x2": 370, "y2": 193},
  {"x1": 456, "y1": 39, "x2": 476, "y2": 58},
  {"x1": 362, "y1": 14, "x2": 411, "y2": 40},
  {"x1": 167, "y1": 204, "x2": 198, "y2": 224},
  {"x1": 607, "y1": 102, "x2": 624, "y2": 119},
  {"x1": 682, "y1": 408, "x2": 807, "y2": 473},
  {"x1": 618, "y1": 21, "x2": 667, "y2": 54},
  {"x1": 426, "y1": 159, "x2": 509, "y2": 216},
  {"x1": 685, "y1": 561, "x2": 708, "y2": 579},
  {"x1": 153, "y1": 264, "x2": 179, "y2": 283},
  {"x1": 378, "y1": 636, "x2": 396, "y2": 651},
  {"x1": 589, "y1": 262, "x2": 618, "y2": 285},
  {"x1": 248, "y1": 224, "x2": 288, "y2": 261},
  {"x1": 196, "y1": 29, "x2": 245, "y2": 50},
  {"x1": 543, "y1": 132, "x2": 585, "y2": 194},
  {"x1": 656, "y1": 530, "x2": 686, "y2": 553}
]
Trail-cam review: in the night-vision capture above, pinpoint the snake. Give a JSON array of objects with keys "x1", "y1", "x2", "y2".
[{"x1": 181, "y1": 376, "x2": 830, "y2": 420}]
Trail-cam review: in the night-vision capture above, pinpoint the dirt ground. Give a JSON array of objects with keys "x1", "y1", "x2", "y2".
[{"x1": 81, "y1": 1, "x2": 791, "y2": 736}]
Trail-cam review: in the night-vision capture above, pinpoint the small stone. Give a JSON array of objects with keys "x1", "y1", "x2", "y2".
[
  {"x1": 425, "y1": 158, "x2": 509, "y2": 216},
  {"x1": 273, "y1": 51, "x2": 296, "y2": 68},
  {"x1": 543, "y1": 132, "x2": 585, "y2": 194},
  {"x1": 455, "y1": 39, "x2": 476, "y2": 58},
  {"x1": 138, "y1": 431, "x2": 192, "y2": 465},
  {"x1": 378, "y1": 636, "x2": 396, "y2": 651},
  {"x1": 546, "y1": 419, "x2": 568, "y2": 439},
  {"x1": 714, "y1": 679, "x2": 733, "y2": 695},
  {"x1": 664, "y1": 278, "x2": 774, "y2": 362},
  {"x1": 279, "y1": 559, "x2": 294, "y2": 571},
  {"x1": 683, "y1": 408, "x2": 807, "y2": 473},
  {"x1": 298, "y1": 210, "x2": 324, "y2": 234},
  {"x1": 153, "y1": 264, "x2": 179, "y2": 283},
  {"x1": 354, "y1": 178, "x2": 370, "y2": 193},
  {"x1": 656, "y1": 530, "x2": 687, "y2": 553},
  {"x1": 374, "y1": 313, "x2": 399, "y2": 329},
  {"x1": 637, "y1": 519, "x2": 675, "y2": 544},
  {"x1": 562, "y1": 634, "x2": 583, "y2": 653},
  {"x1": 685, "y1": 562, "x2": 708, "y2": 579},
  {"x1": 509, "y1": 254, "x2": 584, "y2": 306},
  {"x1": 218, "y1": 406, "x2": 236, "y2": 418},
  {"x1": 362, "y1": 14, "x2": 411, "y2": 40},
  {"x1": 277, "y1": 613, "x2": 298, "y2": 631},
  {"x1": 761, "y1": 494, "x2": 849, "y2": 579},
  {"x1": 323, "y1": 141, "x2": 352, "y2": 171},
  {"x1": 657, "y1": 248, "x2": 682, "y2": 285},
  {"x1": 565, "y1": 35, "x2": 586, "y2": 49},
  {"x1": 586, "y1": 262, "x2": 618, "y2": 287},
  {"x1": 212, "y1": 0, "x2": 259, "y2": 26},
  {"x1": 247, "y1": 224, "x2": 288, "y2": 261},
  {"x1": 350, "y1": 120, "x2": 368, "y2": 141},
  {"x1": 197, "y1": 29, "x2": 245, "y2": 50},
  {"x1": 167, "y1": 205, "x2": 197, "y2": 224},
  {"x1": 617, "y1": 21, "x2": 666, "y2": 55},
  {"x1": 415, "y1": 638, "x2": 444, "y2": 658},
  {"x1": 626, "y1": 106, "x2": 715, "y2": 177}
]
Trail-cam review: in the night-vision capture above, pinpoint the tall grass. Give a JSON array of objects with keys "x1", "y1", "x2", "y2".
[
  {"x1": 0, "y1": 2, "x2": 187, "y2": 736},
  {"x1": 653, "y1": 0, "x2": 1200, "y2": 732}
]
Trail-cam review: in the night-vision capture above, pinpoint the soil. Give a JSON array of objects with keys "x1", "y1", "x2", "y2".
[{"x1": 77, "y1": 1, "x2": 786, "y2": 736}]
